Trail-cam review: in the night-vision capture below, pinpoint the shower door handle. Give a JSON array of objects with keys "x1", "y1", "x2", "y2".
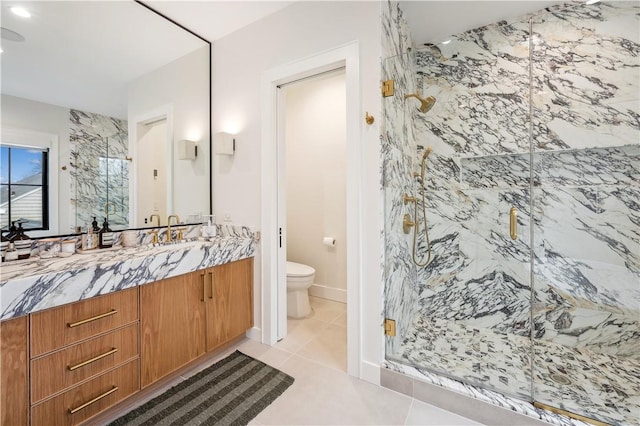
[{"x1": 510, "y1": 207, "x2": 517, "y2": 240}]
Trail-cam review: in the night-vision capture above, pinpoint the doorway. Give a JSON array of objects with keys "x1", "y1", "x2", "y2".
[
  {"x1": 261, "y1": 43, "x2": 361, "y2": 377},
  {"x1": 276, "y1": 69, "x2": 348, "y2": 368},
  {"x1": 130, "y1": 106, "x2": 173, "y2": 228}
]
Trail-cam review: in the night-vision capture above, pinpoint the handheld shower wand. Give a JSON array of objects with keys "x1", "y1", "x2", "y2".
[{"x1": 403, "y1": 145, "x2": 434, "y2": 267}]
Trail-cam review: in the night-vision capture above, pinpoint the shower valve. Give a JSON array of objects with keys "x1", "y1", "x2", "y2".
[
  {"x1": 403, "y1": 214, "x2": 415, "y2": 234},
  {"x1": 403, "y1": 194, "x2": 417, "y2": 205}
]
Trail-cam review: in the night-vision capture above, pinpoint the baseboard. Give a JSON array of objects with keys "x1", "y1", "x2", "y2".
[
  {"x1": 360, "y1": 360, "x2": 381, "y2": 385},
  {"x1": 245, "y1": 326, "x2": 261, "y2": 342},
  {"x1": 309, "y1": 284, "x2": 347, "y2": 303}
]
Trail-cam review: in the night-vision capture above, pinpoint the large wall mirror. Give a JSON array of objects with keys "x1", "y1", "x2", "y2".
[{"x1": 1, "y1": 1, "x2": 211, "y2": 236}]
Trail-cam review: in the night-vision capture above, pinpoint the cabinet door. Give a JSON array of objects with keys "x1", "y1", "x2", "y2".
[
  {"x1": 1, "y1": 316, "x2": 29, "y2": 426},
  {"x1": 140, "y1": 272, "x2": 206, "y2": 387},
  {"x1": 206, "y1": 258, "x2": 254, "y2": 352}
]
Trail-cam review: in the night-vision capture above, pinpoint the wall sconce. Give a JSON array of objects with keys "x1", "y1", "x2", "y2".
[
  {"x1": 214, "y1": 132, "x2": 235, "y2": 156},
  {"x1": 178, "y1": 139, "x2": 197, "y2": 160}
]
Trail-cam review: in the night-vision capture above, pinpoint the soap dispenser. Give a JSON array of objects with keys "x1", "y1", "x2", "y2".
[
  {"x1": 13, "y1": 222, "x2": 32, "y2": 260},
  {"x1": 99, "y1": 217, "x2": 114, "y2": 248}
]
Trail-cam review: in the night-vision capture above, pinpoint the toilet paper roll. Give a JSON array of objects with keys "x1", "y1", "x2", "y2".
[{"x1": 322, "y1": 237, "x2": 336, "y2": 247}]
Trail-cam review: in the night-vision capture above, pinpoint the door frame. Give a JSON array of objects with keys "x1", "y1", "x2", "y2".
[
  {"x1": 129, "y1": 105, "x2": 174, "y2": 227},
  {"x1": 260, "y1": 42, "x2": 361, "y2": 377}
]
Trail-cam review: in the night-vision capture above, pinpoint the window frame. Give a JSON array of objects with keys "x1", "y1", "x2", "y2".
[{"x1": 0, "y1": 128, "x2": 59, "y2": 237}]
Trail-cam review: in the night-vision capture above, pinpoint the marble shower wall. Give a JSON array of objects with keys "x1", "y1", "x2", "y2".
[
  {"x1": 381, "y1": 1, "x2": 420, "y2": 355},
  {"x1": 383, "y1": 1, "x2": 639, "y2": 423},
  {"x1": 70, "y1": 109, "x2": 129, "y2": 230}
]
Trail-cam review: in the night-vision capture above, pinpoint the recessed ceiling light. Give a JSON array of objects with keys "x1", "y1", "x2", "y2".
[
  {"x1": 442, "y1": 40, "x2": 451, "y2": 45},
  {"x1": 10, "y1": 6, "x2": 31, "y2": 18},
  {"x1": 585, "y1": 0, "x2": 600, "y2": 4}
]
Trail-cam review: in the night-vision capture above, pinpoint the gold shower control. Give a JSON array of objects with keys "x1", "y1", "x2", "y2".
[
  {"x1": 403, "y1": 214, "x2": 415, "y2": 234},
  {"x1": 510, "y1": 207, "x2": 518, "y2": 240}
]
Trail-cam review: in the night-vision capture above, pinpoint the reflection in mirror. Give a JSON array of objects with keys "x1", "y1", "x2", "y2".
[{"x1": 1, "y1": 1, "x2": 211, "y2": 235}]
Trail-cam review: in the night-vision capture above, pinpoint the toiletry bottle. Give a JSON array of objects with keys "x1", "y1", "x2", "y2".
[
  {"x1": 92, "y1": 217, "x2": 100, "y2": 233},
  {"x1": 13, "y1": 222, "x2": 32, "y2": 260},
  {"x1": 84, "y1": 226, "x2": 95, "y2": 250},
  {"x1": 4, "y1": 242, "x2": 18, "y2": 262},
  {"x1": 99, "y1": 217, "x2": 114, "y2": 249},
  {"x1": 1, "y1": 231, "x2": 9, "y2": 262}
]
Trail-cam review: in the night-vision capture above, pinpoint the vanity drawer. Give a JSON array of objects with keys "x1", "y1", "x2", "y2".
[
  {"x1": 31, "y1": 323, "x2": 139, "y2": 404},
  {"x1": 30, "y1": 288, "x2": 139, "y2": 357},
  {"x1": 31, "y1": 359, "x2": 139, "y2": 426}
]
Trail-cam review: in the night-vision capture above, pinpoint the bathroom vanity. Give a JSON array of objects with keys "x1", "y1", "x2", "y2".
[{"x1": 0, "y1": 232, "x2": 256, "y2": 426}]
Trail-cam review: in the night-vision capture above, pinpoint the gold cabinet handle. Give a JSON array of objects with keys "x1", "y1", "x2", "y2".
[
  {"x1": 510, "y1": 207, "x2": 517, "y2": 240},
  {"x1": 209, "y1": 272, "x2": 214, "y2": 300},
  {"x1": 68, "y1": 348, "x2": 118, "y2": 371},
  {"x1": 201, "y1": 273, "x2": 206, "y2": 302},
  {"x1": 69, "y1": 386, "x2": 118, "y2": 414},
  {"x1": 67, "y1": 309, "x2": 117, "y2": 328}
]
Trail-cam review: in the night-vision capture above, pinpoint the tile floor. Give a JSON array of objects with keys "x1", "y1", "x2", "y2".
[
  {"x1": 98, "y1": 296, "x2": 482, "y2": 425},
  {"x1": 238, "y1": 296, "x2": 482, "y2": 425}
]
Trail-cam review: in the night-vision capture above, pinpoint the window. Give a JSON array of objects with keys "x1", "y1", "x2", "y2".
[{"x1": 0, "y1": 145, "x2": 49, "y2": 231}]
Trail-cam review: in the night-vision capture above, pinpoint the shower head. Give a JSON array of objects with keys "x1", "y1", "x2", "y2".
[{"x1": 404, "y1": 93, "x2": 436, "y2": 113}]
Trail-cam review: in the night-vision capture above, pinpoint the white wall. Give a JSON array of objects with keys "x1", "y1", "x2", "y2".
[
  {"x1": 1, "y1": 94, "x2": 70, "y2": 235},
  {"x1": 128, "y1": 46, "x2": 210, "y2": 224},
  {"x1": 284, "y1": 72, "x2": 347, "y2": 295},
  {"x1": 212, "y1": 1, "x2": 382, "y2": 381}
]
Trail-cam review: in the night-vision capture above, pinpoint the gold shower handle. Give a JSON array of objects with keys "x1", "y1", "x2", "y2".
[
  {"x1": 403, "y1": 214, "x2": 415, "y2": 234},
  {"x1": 510, "y1": 207, "x2": 517, "y2": 240}
]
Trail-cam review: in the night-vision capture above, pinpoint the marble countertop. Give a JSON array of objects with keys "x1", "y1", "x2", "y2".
[{"x1": 0, "y1": 236, "x2": 256, "y2": 320}]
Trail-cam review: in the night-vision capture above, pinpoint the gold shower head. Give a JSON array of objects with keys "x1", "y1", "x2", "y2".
[{"x1": 404, "y1": 93, "x2": 436, "y2": 113}]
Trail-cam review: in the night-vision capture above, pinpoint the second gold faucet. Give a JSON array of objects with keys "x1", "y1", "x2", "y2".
[{"x1": 166, "y1": 215, "x2": 181, "y2": 242}]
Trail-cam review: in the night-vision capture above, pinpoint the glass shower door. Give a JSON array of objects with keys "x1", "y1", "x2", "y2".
[
  {"x1": 530, "y1": 2, "x2": 640, "y2": 424},
  {"x1": 383, "y1": 16, "x2": 535, "y2": 400}
]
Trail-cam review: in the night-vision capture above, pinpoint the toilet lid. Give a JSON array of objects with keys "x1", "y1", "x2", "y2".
[{"x1": 286, "y1": 261, "x2": 315, "y2": 277}]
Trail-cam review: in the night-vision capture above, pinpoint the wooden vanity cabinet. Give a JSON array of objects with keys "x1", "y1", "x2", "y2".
[
  {"x1": 1, "y1": 316, "x2": 29, "y2": 426},
  {"x1": 140, "y1": 258, "x2": 254, "y2": 387},
  {"x1": 28, "y1": 288, "x2": 140, "y2": 426},
  {"x1": 206, "y1": 257, "x2": 254, "y2": 352},
  {"x1": 140, "y1": 272, "x2": 207, "y2": 387}
]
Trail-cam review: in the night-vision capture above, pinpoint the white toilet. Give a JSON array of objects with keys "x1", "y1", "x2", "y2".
[{"x1": 286, "y1": 261, "x2": 315, "y2": 318}]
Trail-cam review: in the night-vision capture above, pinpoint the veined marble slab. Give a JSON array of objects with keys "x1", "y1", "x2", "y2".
[{"x1": 0, "y1": 233, "x2": 256, "y2": 320}]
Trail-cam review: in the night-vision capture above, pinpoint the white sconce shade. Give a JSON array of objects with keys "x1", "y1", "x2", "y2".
[
  {"x1": 214, "y1": 132, "x2": 235, "y2": 156},
  {"x1": 178, "y1": 139, "x2": 197, "y2": 160}
]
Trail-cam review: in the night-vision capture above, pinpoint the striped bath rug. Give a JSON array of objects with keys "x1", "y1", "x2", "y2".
[{"x1": 109, "y1": 351, "x2": 294, "y2": 426}]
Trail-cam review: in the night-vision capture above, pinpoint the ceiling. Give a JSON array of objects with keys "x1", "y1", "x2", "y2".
[
  {"x1": 1, "y1": 1, "x2": 567, "y2": 118},
  {"x1": 401, "y1": 1, "x2": 560, "y2": 45}
]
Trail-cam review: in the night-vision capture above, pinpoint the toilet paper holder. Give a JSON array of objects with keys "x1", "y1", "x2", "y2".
[{"x1": 322, "y1": 237, "x2": 336, "y2": 247}]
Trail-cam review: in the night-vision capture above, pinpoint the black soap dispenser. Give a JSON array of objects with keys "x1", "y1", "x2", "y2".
[
  {"x1": 99, "y1": 217, "x2": 114, "y2": 249},
  {"x1": 13, "y1": 222, "x2": 32, "y2": 260}
]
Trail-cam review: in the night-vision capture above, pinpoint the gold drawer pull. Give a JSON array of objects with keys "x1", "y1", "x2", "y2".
[
  {"x1": 510, "y1": 207, "x2": 518, "y2": 240},
  {"x1": 69, "y1": 386, "x2": 118, "y2": 414},
  {"x1": 68, "y1": 348, "x2": 118, "y2": 371},
  {"x1": 67, "y1": 309, "x2": 117, "y2": 328},
  {"x1": 201, "y1": 273, "x2": 206, "y2": 302},
  {"x1": 209, "y1": 272, "x2": 214, "y2": 300}
]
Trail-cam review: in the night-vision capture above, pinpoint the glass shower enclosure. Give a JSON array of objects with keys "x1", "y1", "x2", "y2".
[{"x1": 383, "y1": 2, "x2": 639, "y2": 424}]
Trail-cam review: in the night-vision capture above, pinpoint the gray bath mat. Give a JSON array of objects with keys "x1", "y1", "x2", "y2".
[{"x1": 109, "y1": 350, "x2": 294, "y2": 426}]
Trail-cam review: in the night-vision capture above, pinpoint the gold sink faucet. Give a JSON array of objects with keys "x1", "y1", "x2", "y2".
[
  {"x1": 166, "y1": 215, "x2": 181, "y2": 242},
  {"x1": 149, "y1": 214, "x2": 161, "y2": 226}
]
